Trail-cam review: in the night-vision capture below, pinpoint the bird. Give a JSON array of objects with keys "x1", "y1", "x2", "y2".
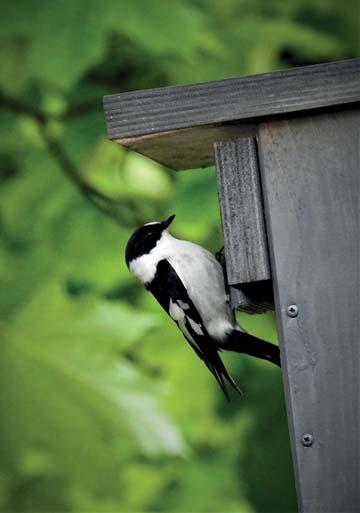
[{"x1": 125, "y1": 214, "x2": 280, "y2": 398}]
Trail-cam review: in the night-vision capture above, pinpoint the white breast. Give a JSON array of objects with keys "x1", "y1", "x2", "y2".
[
  {"x1": 129, "y1": 231, "x2": 236, "y2": 341},
  {"x1": 168, "y1": 244, "x2": 235, "y2": 341}
]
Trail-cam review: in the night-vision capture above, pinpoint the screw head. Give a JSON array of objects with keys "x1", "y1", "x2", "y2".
[
  {"x1": 287, "y1": 304, "x2": 298, "y2": 317},
  {"x1": 301, "y1": 433, "x2": 314, "y2": 447}
]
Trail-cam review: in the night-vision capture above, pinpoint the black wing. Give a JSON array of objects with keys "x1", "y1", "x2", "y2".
[{"x1": 146, "y1": 259, "x2": 240, "y2": 398}]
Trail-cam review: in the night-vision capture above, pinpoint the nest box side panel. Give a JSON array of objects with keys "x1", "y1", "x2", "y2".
[
  {"x1": 214, "y1": 137, "x2": 273, "y2": 312},
  {"x1": 258, "y1": 108, "x2": 360, "y2": 513}
]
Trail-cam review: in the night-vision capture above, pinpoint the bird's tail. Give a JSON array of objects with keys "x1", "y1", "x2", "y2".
[
  {"x1": 221, "y1": 328, "x2": 281, "y2": 367},
  {"x1": 204, "y1": 354, "x2": 242, "y2": 401}
]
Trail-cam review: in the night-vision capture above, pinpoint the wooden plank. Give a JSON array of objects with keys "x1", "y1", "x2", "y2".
[
  {"x1": 115, "y1": 123, "x2": 256, "y2": 170},
  {"x1": 104, "y1": 59, "x2": 360, "y2": 170},
  {"x1": 215, "y1": 247, "x2": 274, "y2": 312},
  {"x1": 214, "y1": 138, "x2": 271, "y2": 285},
  {"x1": 258, "y1": 108, "x2": 360, "y2": 513}
]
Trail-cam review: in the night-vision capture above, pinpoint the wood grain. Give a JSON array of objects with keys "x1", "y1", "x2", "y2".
[
  {"x1": 116, "y1": 122, "x2": 256, "y2": 170},
  {"x1": 215, "y1": 138, "x2": 271, "y2": 285},
  {"x1": 104, "y1": 59, "x2": 360, "y2": 170},
  {"x1": 258, "y1": 108, "x2": 360, "y2": 513}
]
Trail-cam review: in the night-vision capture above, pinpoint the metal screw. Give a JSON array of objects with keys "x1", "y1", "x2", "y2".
[
  {"x1": 287, "y1": 304, "x2": 298, "y2": 317},
  {"x1": 301, "y1": 433, "x2": 314, "y2": 447}
]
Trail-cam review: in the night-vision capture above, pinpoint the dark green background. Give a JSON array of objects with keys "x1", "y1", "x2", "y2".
[{"x1": 0, "y1": 1, "x2": 358, "y2": 511}]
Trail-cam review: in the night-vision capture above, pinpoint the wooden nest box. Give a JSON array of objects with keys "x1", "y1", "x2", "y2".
[{"x1": 104, "y1": 59, "x2": 360, "y2": 513}]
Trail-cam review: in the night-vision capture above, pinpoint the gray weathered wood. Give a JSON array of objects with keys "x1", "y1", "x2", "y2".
[
  {"x1": 103, "y1": 59, "x2": 360, "y2": 170},
  {"x1": 112, "y1": 123, "x2": 256, "y2": 170},
  {"x1": 215, "y1": 247, "x2": 274, "y2": 312},
  {"x1": 215, "y1": 138, "x2": 271, "y2": 286},
  {"x1": 258, "y1": 108, "x2": 360, "y2": 513}
]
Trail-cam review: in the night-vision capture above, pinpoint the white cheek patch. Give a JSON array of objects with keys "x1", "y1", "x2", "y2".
[
  {"x1": 129, "y1": 254, "x2": 157, "y2": 284},
  {"x1": 129, "y1": 231, "x2": 174, "y2": 285}
]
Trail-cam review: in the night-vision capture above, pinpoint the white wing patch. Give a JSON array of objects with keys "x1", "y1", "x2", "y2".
[
  {"x1": 177, "y1": 300, "x2": 189, "y2": 310},
  {"x1": 169, "y1": 299, "x2": 202, "y2": 351},
  {"x1": 187, "y1": 317, "x2": 204, "y2": 336},
  {"x1": 169, "y1": 300, "x2": 195, "y2": 343}
]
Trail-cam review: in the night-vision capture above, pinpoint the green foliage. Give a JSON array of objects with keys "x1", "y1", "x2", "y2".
[{"x1": 0, "y1": 0, "x2": 357, "y2": 511}]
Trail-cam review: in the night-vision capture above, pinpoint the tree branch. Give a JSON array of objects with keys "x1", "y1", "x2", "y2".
[{"x1": 0, "y1": 90, "x2": 145, "y2": 229}]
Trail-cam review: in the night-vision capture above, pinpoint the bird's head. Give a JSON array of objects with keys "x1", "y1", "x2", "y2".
[{"x1": 125, "y1": 214, "x2": 175, "y2": 266}]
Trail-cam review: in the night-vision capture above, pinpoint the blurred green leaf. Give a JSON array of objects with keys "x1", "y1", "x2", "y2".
[
  {"x1": 0, "y1": 0, "x2": 357, "y2": 510},
  {"x1": 83, "y1": 139, "x2": 174, "y2": 203},
  {"x1": 0, "y1": 282, "x2": 185, "y2": 509}
]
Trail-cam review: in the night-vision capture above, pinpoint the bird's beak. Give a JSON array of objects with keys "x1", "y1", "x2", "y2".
[{"x1": 162, "y1": 214, "x2": 176, "y2": 230}]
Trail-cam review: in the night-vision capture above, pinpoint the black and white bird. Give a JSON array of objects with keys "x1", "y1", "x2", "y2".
[{"x1": 125, "y1": 214, "x2": 280, "y2": 398}]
